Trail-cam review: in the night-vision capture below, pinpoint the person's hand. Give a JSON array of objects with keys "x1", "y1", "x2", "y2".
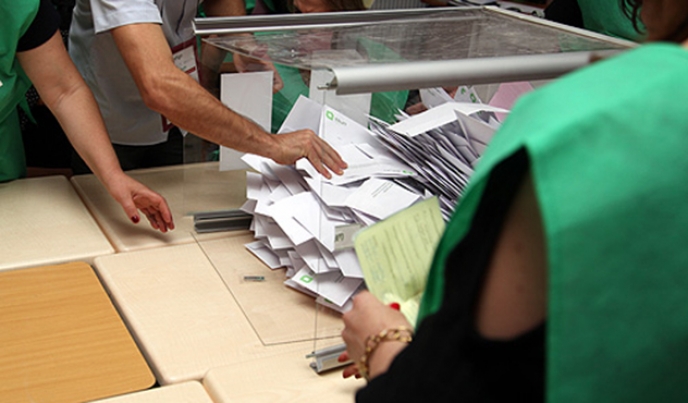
[
  {"x1": 233, "y1": 52, "x2": 284, "y2": 93},
  {"x1": 405, "y1": 86, "x2": 459, "y2": 115},
  {"x1": 341, "y1": 291, "x2": 411, "y2": 380},
  {"x1": 103, "y1": 173, "x2": 175, "y2": 233},
  {"x1": 270, "y1": 129, "x2": 347, "y2": 179},
  {"x1": 337, "y1": 350, "x2": 361, "y2": 379}
]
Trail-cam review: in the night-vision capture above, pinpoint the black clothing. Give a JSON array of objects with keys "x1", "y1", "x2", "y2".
[
  {"x1": 544, "y1": 0, "x2": 584, "y2": 29},
  {"x1": 357, "y1": 149, "x2": 545, "y2": 402},
  {"x1": 71, "y1": 127, "x2": 184, "y2": 174},
  {"x1": 17, "y1": 0, "x2": 60, "y2": 51}
]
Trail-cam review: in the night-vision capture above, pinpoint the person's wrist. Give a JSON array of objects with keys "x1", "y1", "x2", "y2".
[
  {"x1": 357, "y1": 326, "x2": 413, "y2": 381},
  {"x1": 366, "y1": 339, "x2": 409, "y2": 380}
]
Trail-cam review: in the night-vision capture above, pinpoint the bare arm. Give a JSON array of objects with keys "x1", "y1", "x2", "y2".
[
  {"x1": 475, "y1": 173, "x2": 547, "y2": 339},
  {"x1": 17, "y1": 31, "x2": 174, "y2": 232},
  {"x1": 111, "y1": 22, "x2": 345, "y2": 177}
]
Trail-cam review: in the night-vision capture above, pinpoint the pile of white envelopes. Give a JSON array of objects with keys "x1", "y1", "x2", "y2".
[{"x1": 240, "y1": 95, "x2": 508, "y2": 312}]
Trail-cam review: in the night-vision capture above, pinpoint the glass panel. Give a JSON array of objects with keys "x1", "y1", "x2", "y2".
[{"x1": 201, "y1": 8, "x2": 629, "y2": 72}]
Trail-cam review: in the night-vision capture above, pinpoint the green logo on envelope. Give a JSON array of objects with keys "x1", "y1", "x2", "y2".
[{"x1": 301, "y1": 275, "x2": 314, "y2": 283}]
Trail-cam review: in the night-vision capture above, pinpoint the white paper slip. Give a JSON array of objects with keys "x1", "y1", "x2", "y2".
[
  {"x1": 271, "y1": 164, "x2": 308, "y2": 196},
  {"x1": 236, "y1": 198, "x2": 255, "y2": 217},
  {"x1": 334, "y1": 248, "x2": 364, "y2": 279},
  {"x1": 389, "y1": 102, "x2": 508, "y2": 137},
  {"x1": 291, "y1": 267, "x2": 363, "y2": 307},
  {"x1": 319, "y1": 105, "x2": 384, "y2": 151},
  {"x1": 316, "y1": 295, "x2": 354, "y2": 313},
  {"x1": 220, "y1": 71, "x2": 273, "y2": 171},
  {"x1": 242, "y1": 154, "x2": 279, "y2": 181},
  {"x1": 294, "y1": 241, "x2": 338, "y2": 274},
  {"x1": 245, "y1": 240, "x2": 283, "y2": 269},
  {"x1": 453, "y1": 85, "x2": 482, "y2": 104},
  {"x1": 278, "y1": 95, "x2": 323, "y2": 134},
  {"x1": 323, "y1": 144, "x2": 415, "y2": 186},
  {"x1": 268, "y1": 193, "x2": 316, "y2": 246},
  {"x1": 245, "y1": 171, "x2": 264, "y2": 201},
  {"x1": 419, "y1": 87, "x2": 455, "y2": 109},
  {"x1": 345, "y1": 178, "x2": 421, "y2": 221}
]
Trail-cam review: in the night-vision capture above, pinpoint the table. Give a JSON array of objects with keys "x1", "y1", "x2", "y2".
[
  {"x1": 204, "y1": 349, "x2": 364, "y2": 403},
  {"x1": 0, "y1": 176, "x2": 114, "y2": 272},
  {"x1": 198, "y1": 235, "x2": 343, "y2": 345},
  {"x1": 0, "y1": 262, "x2": 155, "y2": 403},
  {"x1": 94, "y1": 234, "x2": 348, "y2": 385},
  {"x1": 91, "y1": 381, "x2": 213, "y2": 403},
  {"x1": 71, "y1": 162, "x2": 247, "y2": 252}
]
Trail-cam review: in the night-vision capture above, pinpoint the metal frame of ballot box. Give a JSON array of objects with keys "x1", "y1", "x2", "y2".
[
  {"x1": 194, "y1": 6, "x2": 636, "y2": 95},
  {"x1": 192, "y1": 6, "x2": 635, "y2": 373}
]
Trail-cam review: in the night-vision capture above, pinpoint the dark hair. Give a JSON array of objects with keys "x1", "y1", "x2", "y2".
[
  {"x1": 621, "y1": 0, "x2": 688, "y2": 42},
  {"x1": 620, "y1": 0, "x2": 642, "y2": 34}
]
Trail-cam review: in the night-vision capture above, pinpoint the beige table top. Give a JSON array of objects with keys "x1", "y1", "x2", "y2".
[
  {"x1": 94, "y1": 241, "x2": 338, "y2": 385},
  {"x1": 90, "y1": 382, "x2": 213, "y2": 403},
  {"x1": 0, "y1": 262, "x2": 155, "y2": 403},
  {"x1": 0, "y1": 176, "x2": 114, "y2": 272},
  {"x1": 204, "y1": 349, "x2": 364, "y2": 403},
  {"x1": 198, "y1": 235, "x2": 343, "y2": 345},
  {"x1": 71, "y1": 162, "x2": 247, "y2": 252}
]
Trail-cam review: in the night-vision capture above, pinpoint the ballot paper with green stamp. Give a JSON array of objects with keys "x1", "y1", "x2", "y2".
[{"x1": 354, "y1": 197, "x2": 445, "y2": 327}]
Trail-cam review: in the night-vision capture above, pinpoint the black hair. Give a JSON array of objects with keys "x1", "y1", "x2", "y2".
[{"x1": 620, "y1": 0, "x2": 642, "y2": 34}]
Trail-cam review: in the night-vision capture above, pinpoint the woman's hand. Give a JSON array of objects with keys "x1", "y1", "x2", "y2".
[
  {"x1": 340, "y1": 291, "x2": 412, "y2": 380},
  {"x1": 104, "y1": 172, "x2": 175, "y2": 233}
]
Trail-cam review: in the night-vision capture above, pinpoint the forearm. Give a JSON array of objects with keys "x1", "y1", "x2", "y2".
[
  {"x1": 367, "y1": 341, "x2": 408, "y2": 380},
  {"x1": 112, "y1": 22, "x2": 279, "y2": 160},
  {"x1": 146, "y1": 69, "x2": 279, "y2": 158},
  {"x1": 48, "y1": 82, "x2": 123, "y2": 180},
  {"x1": 18, "y1": 32, "x2": 125, "y2": 185}
]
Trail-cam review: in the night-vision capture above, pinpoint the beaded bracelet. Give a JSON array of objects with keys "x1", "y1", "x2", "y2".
[{"x1": 357, "y1": 326, "x2": 414, "y2": 380}]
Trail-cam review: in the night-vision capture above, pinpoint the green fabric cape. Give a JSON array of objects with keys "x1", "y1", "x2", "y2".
[
  {"x1": 0, "y1": 0, "x2": 39, "y2": 181},
  {"x1": 419, "y1": 43, "x2": 688, "y2": 401},
  {"x1": 577, "y1": 0, "x2": 644, "y2": 42}
]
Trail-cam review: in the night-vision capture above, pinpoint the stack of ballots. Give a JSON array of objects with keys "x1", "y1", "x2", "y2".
[{"x1": 240, "y1": 94, "x2": 508, "y2": 311}]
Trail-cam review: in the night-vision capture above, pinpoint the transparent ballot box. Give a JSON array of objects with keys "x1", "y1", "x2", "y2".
[{"x1": 191, "y1": 6, "x2": 634, "y2": 373}]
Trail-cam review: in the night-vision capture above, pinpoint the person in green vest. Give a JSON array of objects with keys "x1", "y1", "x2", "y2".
[
  {"x1": 253, "y1": 0, "x2": 409, "y2": 132},
  {"x1": 1, "y1": 0, "x2": 174, "y2": 232},
  {"x1": 545, "y1": 0, "x2": 645, "y2": 41},
  {"x1": 340, "y1": 0, "x2": 688, "y2": 401}
]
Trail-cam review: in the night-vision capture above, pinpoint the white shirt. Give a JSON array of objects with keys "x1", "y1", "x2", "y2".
[{"x1": 69, "y1": 0, "x2": 200, "y2": 145}]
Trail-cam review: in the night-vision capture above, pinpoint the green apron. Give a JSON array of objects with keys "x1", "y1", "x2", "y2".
[
  {"x1": 0, "y1": 0, "x2": 40, "y2": 182},
  {"x1": 419, "y1": 43, "x2": 688, "y2": 401},
  {"x1": 577, "y1": 0, "x2": 645, "y2": 41}
]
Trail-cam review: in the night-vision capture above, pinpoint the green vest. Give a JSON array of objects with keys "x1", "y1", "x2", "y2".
[
  {"x1": 0, "y1": 0, "x2": 40, "y2": 182},
  {"x1": 577, "y1": 0, "x2": 644, "y2": 41},
  {"x1": 419, "y1": 43, "x2": 688, "y2": 401}
]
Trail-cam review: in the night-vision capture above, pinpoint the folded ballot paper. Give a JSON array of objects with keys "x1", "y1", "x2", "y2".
[{"x1": 240, "y1": 94, "x2": 508, "y2": 313}]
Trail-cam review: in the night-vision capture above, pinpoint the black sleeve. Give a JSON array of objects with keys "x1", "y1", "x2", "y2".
[
  {"x1": 17, "y1": 0, "x2": 60, "y2": 52},
  {"x1": 544, "y1": 0, "x2": 584, "y2": 29},
  {"x1": 355, "y1": 149, "x2": 544, "y2": 403}
]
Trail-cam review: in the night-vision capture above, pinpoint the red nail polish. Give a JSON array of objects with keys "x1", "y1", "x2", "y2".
[
  {"x1": 389, "y1": 302, "x2": 401, "y2": 311},
  {"x1": 131, "y1": 215, "x2": 140, "y2": 223}
]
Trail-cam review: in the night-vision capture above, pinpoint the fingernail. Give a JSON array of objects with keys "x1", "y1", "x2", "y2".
[
  {"x1": 131, "y1": 215, "x2": 140, "y2": 223},
  {"x1": 389, "y1": 302, "x2": 401, "y2": 311}
]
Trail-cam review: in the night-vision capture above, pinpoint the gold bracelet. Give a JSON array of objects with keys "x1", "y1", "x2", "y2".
[{"x1": 357, "y1": 326, "x2": 413, "y2": 381}]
